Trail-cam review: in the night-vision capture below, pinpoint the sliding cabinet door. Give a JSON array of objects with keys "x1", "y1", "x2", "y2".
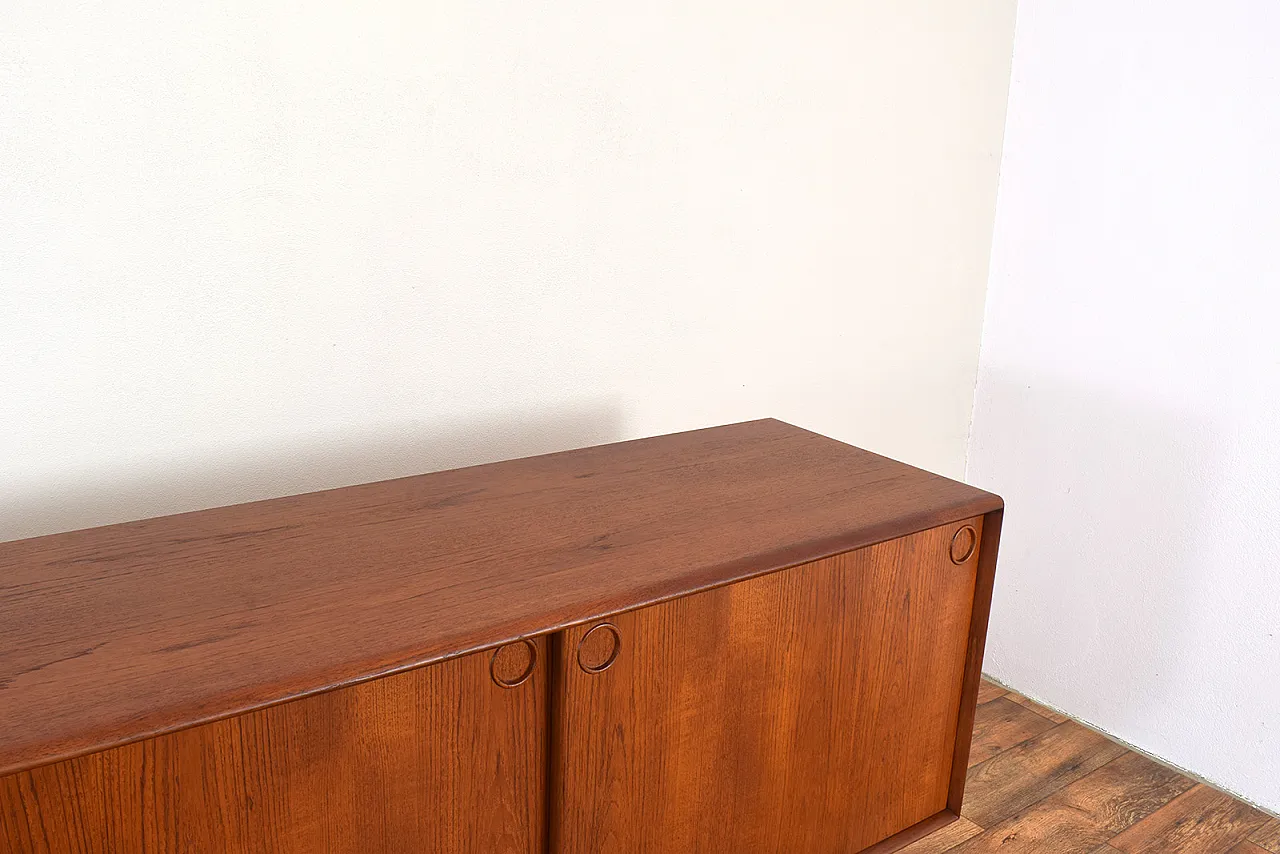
[
  {"x1": 1, "y1": 639, "x2": 547, "y2": 854},
  {"x1": 550, "y1": 520, "x2": 985, "y2": 854}
]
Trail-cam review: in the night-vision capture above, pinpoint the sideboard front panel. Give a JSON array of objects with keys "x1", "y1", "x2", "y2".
[
  {"x1": 0, "y1": 641, "x2": 547, "y2": 854},
  {"x1": 550, "y1": 519, "x2": 983, "y2": 854}
]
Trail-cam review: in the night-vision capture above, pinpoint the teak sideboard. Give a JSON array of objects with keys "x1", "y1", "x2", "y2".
[{"x1": 0, "y1": 419, "x2": 1003, "y2": 854}]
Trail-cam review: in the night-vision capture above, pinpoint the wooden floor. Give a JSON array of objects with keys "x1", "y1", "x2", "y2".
[{"x1": 902, "y1": 679, "x2": 1280, "y2": 854}]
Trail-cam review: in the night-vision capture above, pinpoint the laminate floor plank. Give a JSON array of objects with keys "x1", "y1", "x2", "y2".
[
  {"x1": 1230, "y1": 842, "x2": 1274, "y2": 854},
  {"x1": 896, "y1": 816, "x2": 984, "y2": 854},
  {"x1": 880, "y1": 680, "x2": 1275, "y2": 854},
  {"x1": 947, "y1": 752, "x2": 1194, "y2": 854},
  {"x1": 1251, "y1": 818, "x2": 1280, "y2": 853},
  {"x1": 967, "y1": 698, "x2": 1057, "y2": 769},
  {"x1": 1005, "y1": 692, "x2": 1070, "y2": 725},
  {"x1": 1109, "y1": 784, "x2": 1269, "y2": 854},
  {"x1": 962, "y1": 721, "x2": 1127, "y2": 827},
  {"x1": 976, "y1": 679, "x2": 1008, "y2": 705}
]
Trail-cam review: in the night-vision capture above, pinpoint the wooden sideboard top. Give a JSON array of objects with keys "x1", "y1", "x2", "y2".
[{"x1": 0, "y1": 418, "x2": 1001, "y2": 777}]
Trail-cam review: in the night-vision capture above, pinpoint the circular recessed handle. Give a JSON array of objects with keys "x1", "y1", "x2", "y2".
[
  {"x1": 491, "y1": 639, "x2": 538, "y2": 688},
  {"x1": 577, "y1": 622, "x2": 621, "y2": 674},
  {"x1": 950, "y1": 525, "x2": 978, "y2": 565}
]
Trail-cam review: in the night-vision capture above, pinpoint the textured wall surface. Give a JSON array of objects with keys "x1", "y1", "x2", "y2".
[
  {"x1": 1, "y1": 0, "x2": 1016, "y2": 542},
  {"x1": 970, "y1": 0, "x2": 1280, "y2": 812}
]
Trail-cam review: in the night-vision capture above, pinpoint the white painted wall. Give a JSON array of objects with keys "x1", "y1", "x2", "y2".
[
  {"x1": 970, "y1": 0, "x2": 1280, "y2": 812},
  {"x1": 1, "y1": 1, "x2": 1016, "y2": 542}
]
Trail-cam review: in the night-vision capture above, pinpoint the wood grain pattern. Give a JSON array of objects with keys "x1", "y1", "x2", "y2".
[
  {"x1": 949, "y1": 752, "x2": 1195, "y2": 854},
  {"x1": 1006, "y1": 692, "x2": 1070, "y2": 725},
  {"x1": 1232, "y1": 843, "x2": 1275, "y2": 854},
  {"x1": 1109, "y1": 784, "x2": 1269, "y2": 854},
  {"x1": 0, "y1": 418, "x2": 1001, "y2": 777},
  {"x1": 0, "y1": 643, "x2": 546, "y2": 853},
  {"x1": 1252, "y1": 817, "x2": 1280, "y2": 853},
  {"x1": 1053, "y1": 753, "x2": 1199, "y2": 835},
  {"x1": 976, "y1": 680, "x2": 1007, "y2": 704},
  {"x1": 966, "y1": 697, "x2": 1056, "y2": 768},
  {"x1": 946, "y1": 510, "x2": 1002, "y2": 813},
  {"x1": 550, "y1": 521, "x2": 982, "y2": 854},
  {"x1": 896, "y1": 815, "x2": 983, "y2": 853},
  {"x1": 911, "y1": 686, "x2": 1280, "y2": 854},
  {"x1": 961, "y1": 721, "x2": 1128, "y2": 827},
  {"x1": 862, "y1": 813, "x2": 969, "y2": 854},
  {"x1": 908, "y1": 680, "x2": 1275, "y2": 854}
]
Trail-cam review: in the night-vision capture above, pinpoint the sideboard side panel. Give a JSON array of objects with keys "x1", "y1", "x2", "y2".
[
  {"x1": 948, "y1": 507, "x2": 1004, "y2": 813},
  {"x1": 0, "y1": 641, "x2": 547, "y2": 854}
]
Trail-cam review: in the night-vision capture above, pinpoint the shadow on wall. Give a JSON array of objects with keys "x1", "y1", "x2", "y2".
[
  {"x1": 972, "y1": 369, "x2": 1219, "y2": 737},
  {"x1": 0, "y1": 400, "x2": 626, "y2": 543}
]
